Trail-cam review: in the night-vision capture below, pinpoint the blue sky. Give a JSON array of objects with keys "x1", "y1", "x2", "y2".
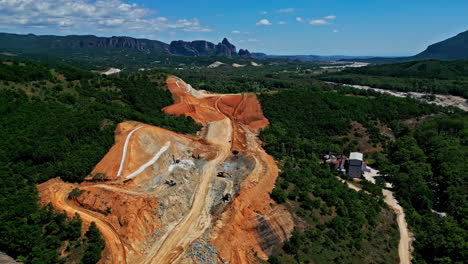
[{"x1": 0, "y1": 0, "x2": 467, "y2": 55}]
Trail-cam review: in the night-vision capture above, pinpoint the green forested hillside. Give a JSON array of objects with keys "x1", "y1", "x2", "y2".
[
  {"x1": 0, "y1": 57, "x2": 465, "y2": 264},
  {"x1": 258, "y1": 85, "x2": 466, "y2": 263},
  {"x1": 0, "y1": 60, "x2": 199, "y2": 263},
  {"x1": 375, "y1": 116, "x2": 467, "y2": 263},
  {"x1": 319, "y1": 60, "x2": 468, "y2": 98},
  {"x1": 342, "y1": 29, "x2": 468, "y2": 64},
  {"x1": 163, "y1": 63, "x2": 466, "y2": 263},
  {"x1": 170, "y1": 64, "x2": 322, "y2": 94},
  {"x1": 257, "y1": 87, "x2": 447, "y2": 263},
  {"x1": 348, "y1": 60, "x2": 468, "y2": 79},
  {"x1": 0, "y1": 33, "x2": 286, "y2": 72},
  {"x1": 414, "y1": 30, "x2": 468, "y2": 61}
]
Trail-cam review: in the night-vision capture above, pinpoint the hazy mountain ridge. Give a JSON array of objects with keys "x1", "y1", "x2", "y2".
[
  {"x1": 414, "y1": 30, "x2": 468, "y2": 60},
  {"x1": 0, "y1": 33, "x2": 251, "y2": 58},
  {"x1": 341, "y1": 29, "x2": 468, "y2": 64},
  {"x1": 253, "y1": 54, "x2": 374, "y2": 61}
]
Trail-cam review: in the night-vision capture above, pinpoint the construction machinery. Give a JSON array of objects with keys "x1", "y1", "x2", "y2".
[
  {"x1": 165, "y1": 179, "x2": 176, "y2": 186},
  {"x1": 222, "y1": 193, "x2": 231, "y2": 203},
  {"x1": 172, "y1": 155, "x2": 180, "y2": 164},
  {"x1": 216, "y1": 171, "x2": 232, "y2": 178}
]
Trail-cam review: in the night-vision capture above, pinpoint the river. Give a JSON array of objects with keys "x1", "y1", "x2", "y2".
[{"x1": 326, "y1": 82, "x2": 468, "y2": 111}]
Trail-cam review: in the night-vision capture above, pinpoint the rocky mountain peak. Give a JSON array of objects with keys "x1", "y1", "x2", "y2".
[
  {"x1": 238, "y1": 49, "x2": 251, "y2": 58},
  {"x1": 169, "y1": 37, "x2": 249, "y2": 57}
]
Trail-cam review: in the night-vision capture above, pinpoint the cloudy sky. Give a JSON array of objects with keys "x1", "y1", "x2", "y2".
[{"x1": 1, "y1": 0, "x2": 467, "y2": 55}]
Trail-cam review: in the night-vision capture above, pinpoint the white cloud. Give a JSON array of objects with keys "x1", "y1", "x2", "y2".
[
  {"x1": 277, "y1": 8, "x2": 295, "y2": 13},
  {"x1": 0, "y1": 0, "x2": 211, "y2": 33},
  {"x1": 256, "y1": 19, "x2": 272, "y2": 26},
  {"x1": 333, "y1": 29, "x2": 339, "y2": 33},
  {"x1": 240, "y1": 38, "x2": 260, "y2": 42},
  {"x1": 231, "y1": 30, "x2": 241, "y2": 34},
  {"x1": 309, "y1": 19, "x2": 329, "y2": 25},
  {"x1": 98, "y1": 18, "x2": 125, "y2": 26},
  {"x1": 296, "y1": 17, "x2": 304, "y2": 23},
  {"x1": 325, "y1": 15, "x2": 337, "y2": 20},
  {"x1": 278, "y1": 21, "x2": 286, "y2": 25},
  {"x1": 260, "y1": 11, "x2": 268, "y2": 15}
]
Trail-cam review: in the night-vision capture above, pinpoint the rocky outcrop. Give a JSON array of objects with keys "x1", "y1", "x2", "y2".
[
  {"x1": 56, "y1": 36, "x2": 170, "y2": 53},
  {"x1": 191, "y1": 40, "x2": 217, "y2": 55},
  {"x1": 0, "y1": 33, "x2": 254, "y2": 58},
  {"x1": 169, "y1": 40, "x2": 200, "y2": 56},
  {"x1": 251, "y1": 52, "x2": 268, "y2": 58},
  {"x1": 218, "y1": 38, "x2": 237, "y2": 56},
  {"x1": 169, "y1": 38, "x2": 247, "y2": 57},
  {"x1": 238, "y1": 49, "x2": 251, "y2": 58}
]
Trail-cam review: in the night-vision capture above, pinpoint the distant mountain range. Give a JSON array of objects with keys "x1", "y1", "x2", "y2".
[
  {"x1": 0, "y1": 33, "x2": 251, "y2": 58},
  {"x1": 413, "y1": 30, "x2": 468, "y2": 60},
  {"x1": 252, "y1": 30, "x2": 468, "y2": 64},
  {"x1": 251, "y1": 54, "x2": 374, "y2": 61},
  {"x1": 342, "y1": 29, "x2": 468, "y2": 64},
  {"x1": 1, "y1": 29, "x2": 466, "y2": 66}
]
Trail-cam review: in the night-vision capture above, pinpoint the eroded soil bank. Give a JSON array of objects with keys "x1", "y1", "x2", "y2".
[{"x1": 38, "y1": 76, "x2": 293, "y2": 264}]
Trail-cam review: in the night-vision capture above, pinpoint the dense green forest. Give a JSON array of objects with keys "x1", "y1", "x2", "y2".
[
  {"x1": 0, "y1": 48, "x2": 293, "y2": 73},
  {"x1": 0, "y1": 60, "x2": 199, "y2": 263},
  {"x1": 374, "y1": 115, "x2": 467, "y2": 263},
  {"x1": 169, "y1": 64, "x2": 322, "y2": 94},
  {"x1": 257, "y1": 87, "x2": 448, "y2": 263},
  {"x1": 319, "y1": 60, "x2": 468, "y2": 98}
]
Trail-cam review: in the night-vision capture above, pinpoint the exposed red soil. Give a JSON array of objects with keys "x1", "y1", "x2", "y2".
[
  {"x1": 162, "y1": 76, "x2": 292, "y2": 263},
  {"x1": 210, "y1": 149, "x2": 294, "y2": 262},
  {"x1": 37, "y1": 75, "x2": 293, "y2": 264}
]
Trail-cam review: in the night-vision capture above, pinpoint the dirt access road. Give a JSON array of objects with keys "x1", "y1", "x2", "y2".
[
  {"x1": 141, "y1": 119, "x2": 233, "y2": 264},
  {"x1": 39, "y1": 181, "x2": 127, "y2": 264},
  {"x1": 342, "y1": 172, "x2": 413, "y2": 264}
]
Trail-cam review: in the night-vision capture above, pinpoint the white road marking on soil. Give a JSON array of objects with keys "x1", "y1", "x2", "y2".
[
  {"x1": 117, "y1": 126, "x2": 144, "y2": 177},
  {"x1": 125, "y1": 142, "x2": 171, "y2": 180}
]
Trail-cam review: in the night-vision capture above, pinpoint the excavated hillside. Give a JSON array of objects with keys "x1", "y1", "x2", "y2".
[{"x1": 37, "y1": 76, "x2": 293, "y2": 264}]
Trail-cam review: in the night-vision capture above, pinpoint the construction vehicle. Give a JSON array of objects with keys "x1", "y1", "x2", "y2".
[
  {"x1": 222, "y1": 193, "x2": 231, "y2": 203},
  {"x1": 165, "y1": 180, "x2": 176, "y2": 186},
  {"x1": 217, "y1": 171, "x2": 232, "y2": 178}
]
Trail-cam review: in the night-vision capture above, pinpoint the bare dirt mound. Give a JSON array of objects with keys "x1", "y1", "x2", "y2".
[
  {"x1": 162, "y1": 76, "x2": 292, "y2": 263},
  {"x1": 37, "y1": 76, "x2": 293, "y2": 264}
]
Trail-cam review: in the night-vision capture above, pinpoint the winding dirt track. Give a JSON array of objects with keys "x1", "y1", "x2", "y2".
[
  {"x1": 141, "y1": 81, "x2": 247, "y2": 263},
  {"x1": 45, "y1": 182, "x2": 127, "y2": 264},
  {"x1": 341, "y1": 179, "x2": 413, "y2": 264},
  {"x1": 383, "y1": 189, "x2": 413, "y2": 264},
  {"x1": 141, "y1": 119, "x2": 233, "y2": 264}
]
